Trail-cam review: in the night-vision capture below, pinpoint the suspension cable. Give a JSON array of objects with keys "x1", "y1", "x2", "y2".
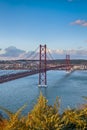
[
  {"x1": 47, "y1": 47, "x2": 54, "y2": 60},
  {"x1": 27, "y1": 46, "x2": 39, "y2": 60}
]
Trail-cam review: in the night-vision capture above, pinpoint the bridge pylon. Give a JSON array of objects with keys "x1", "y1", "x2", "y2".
[
  {"x1": 66, "y1": 54, "x2": 71, "y2": 72},
  {"x1": 38, "y1": 44, "x2": 47, "y2": 87}
]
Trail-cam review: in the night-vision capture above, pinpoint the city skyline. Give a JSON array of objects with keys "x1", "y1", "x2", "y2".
[{"x1": 0, "y1": 0, "x2": 87, "y2": 59}]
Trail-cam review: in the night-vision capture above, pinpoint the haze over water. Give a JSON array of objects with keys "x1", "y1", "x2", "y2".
[{"x1": 0, "y1": 70, "x2": 87, "y2": 116}]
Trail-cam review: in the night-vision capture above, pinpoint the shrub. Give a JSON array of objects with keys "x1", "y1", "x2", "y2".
[{"x1": 0, "y1": 93, "x2": 87, "y2": 130}]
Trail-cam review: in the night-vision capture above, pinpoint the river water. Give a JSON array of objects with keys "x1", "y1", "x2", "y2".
[{"x1": 0, "y1": 70, "x2": 87, "y2": 116}]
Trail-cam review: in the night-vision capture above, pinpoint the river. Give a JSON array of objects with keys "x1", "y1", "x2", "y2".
[{"x1": 0, "y1": 70, "x2": 87, "y2": 116}]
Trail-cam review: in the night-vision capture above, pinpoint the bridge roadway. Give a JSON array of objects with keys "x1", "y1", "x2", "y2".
[
  {"x1": 0, "y1": 65, "x2": 72, "y2": 84},
  {"x1": 0, "y1": 70, "x2": 39, "y2": 84}
]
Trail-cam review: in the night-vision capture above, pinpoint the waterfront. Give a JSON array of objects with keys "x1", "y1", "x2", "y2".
[{"x1": 0, "y1": 70, "x2": 87, "y2": 116}]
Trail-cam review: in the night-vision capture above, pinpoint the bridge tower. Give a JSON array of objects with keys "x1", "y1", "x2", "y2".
[
  {"x1": 66, "y1": 54, "x2": 71, "y2": 72},
  {"x1": 38, "y1": 44, "x2": 47, "y2": 87}
]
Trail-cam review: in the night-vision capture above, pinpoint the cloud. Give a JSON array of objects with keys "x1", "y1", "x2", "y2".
[
  {"x1": 49, "y1": 49, "x2": 87, "y2": 59},
  {"x1": 0, "y1": 46, "x2": 87, "y2": 60},
  {"x1": 0, "y1": 46, "x2": 39, "y2": 60},
  {"x1": 71, "y1": 19, "x2": 87, "y2": 27},
  {"x1": 0, "y1": 46, "x2": 26, "y2": 59}
]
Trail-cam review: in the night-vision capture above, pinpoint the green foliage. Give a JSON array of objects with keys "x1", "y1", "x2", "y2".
[
  {"x1": 26, "y1": 93, "x2": 61, "y2": 130},
  {"x1": 0, "y1": 93, "x2": 87, "y2": 130},
  {"x1": 61, "y1": 108, "x2": 87, "y2": 130}
]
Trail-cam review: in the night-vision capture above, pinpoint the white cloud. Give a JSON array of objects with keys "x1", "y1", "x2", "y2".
[
  {"x1": 1, "y1": 46, "x2": 25, "y2": 57},
  {"x1": 49, "y1": 48, "x2": 87, "y2": 59},
  {"x1": 71, "y1": 19, "x2": 87, "y2": 27},
  {"x1": 0, "y1": 49, "x2": 6, "y2": 55},
  {"x1": 0, "y1": 46, "x2": 87, "y2": 60}
]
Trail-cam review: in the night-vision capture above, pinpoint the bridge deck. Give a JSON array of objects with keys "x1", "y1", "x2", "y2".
[
  {"x1": 0, "y1": 65, "x2": 73, "y2": 84},
  {"x1": 0, "y1": 70, "x2": 39, "y2": 84}
]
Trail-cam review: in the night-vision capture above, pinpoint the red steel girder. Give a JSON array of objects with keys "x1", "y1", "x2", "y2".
[{"x1": 39, "y1": 44, "x2": 47, "y2": 87}]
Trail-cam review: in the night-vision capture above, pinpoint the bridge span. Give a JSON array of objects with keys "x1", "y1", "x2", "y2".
[
  {"x1": 0, "y1": 64, "x2": 73, "y2": 84},
  {"x1": 0, "y1": 70, "x2": 39, "y2": 84},
  {"x1": 0, "y1": 45, "x2": 73, "y2": 86}
]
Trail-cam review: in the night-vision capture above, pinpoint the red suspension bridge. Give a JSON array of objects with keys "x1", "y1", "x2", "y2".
[{"x1": 0, "y1": 45, "x2": 73, "y2": 86}]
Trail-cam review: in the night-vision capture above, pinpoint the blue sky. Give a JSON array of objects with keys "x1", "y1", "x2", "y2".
[{"x1": 0, "y1": 0, "x2": 87, "y2": 52}]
